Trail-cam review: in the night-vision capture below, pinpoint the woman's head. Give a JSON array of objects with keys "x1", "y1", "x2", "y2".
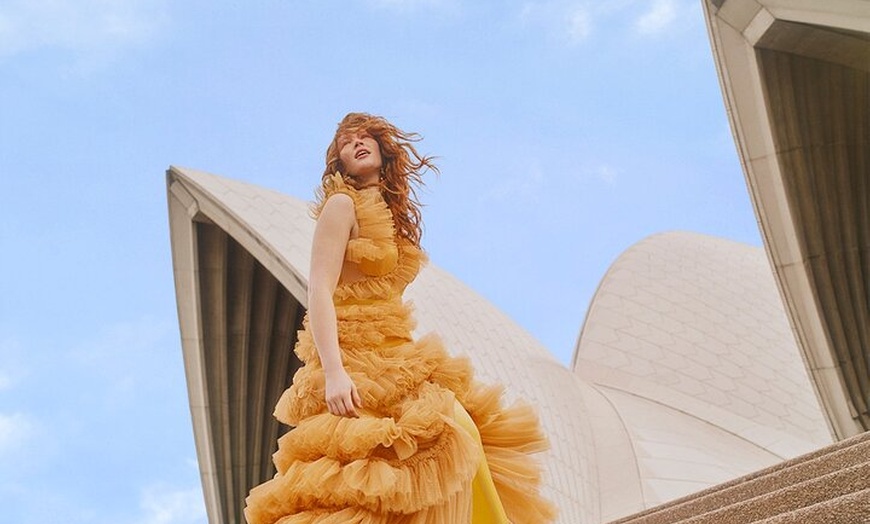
[
  {"x1": 321, "y1": 112, "x2": 437, "y2": 246},
  {"x1": 335, "y1": 130, "x2": 383, "y2": 186}
]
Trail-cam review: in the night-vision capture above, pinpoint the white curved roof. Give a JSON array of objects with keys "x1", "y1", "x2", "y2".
[
  {"x1": 704, "y1": 0, "x2": 870, "y2": 439},
  {"x1": 168, "y1": 166, "x2": 598, "y2": 523},
  {"x1": 169, "y1": 168, "x2": 832, "y2": 523},
  {"x1": 572, "y1": 231, "x2": 831, "y2": 514}
]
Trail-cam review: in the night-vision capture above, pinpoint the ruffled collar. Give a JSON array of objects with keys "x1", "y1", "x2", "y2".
[{"x1": 313, "y1": 173, "x2": 426, "y2": 300}]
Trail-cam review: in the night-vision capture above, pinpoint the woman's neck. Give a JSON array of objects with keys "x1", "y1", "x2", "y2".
[{"x1": 353, "y1": 171, "x2": 380, "y2": 189}]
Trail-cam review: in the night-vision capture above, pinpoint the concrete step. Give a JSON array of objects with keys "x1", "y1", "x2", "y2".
[
  {"x1": 610, "y1": 431, "x2": 870, "y2": 524},
  {"x1": 753, "y1": 488, "x2": 870, "y2": 524},
  {"x1": 682, "y1": 462, "x2": 870, "y2": 524}
]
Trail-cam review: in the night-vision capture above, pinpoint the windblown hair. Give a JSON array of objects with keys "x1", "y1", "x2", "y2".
[{"x1": 320, "y1": 112, "x2": 438, "y2": 247}]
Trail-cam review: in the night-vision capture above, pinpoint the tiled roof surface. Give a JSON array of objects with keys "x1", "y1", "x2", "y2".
[
  {"x1": 174, "y1": 167, "x2": 598, "y2": 522},
  {"x1": 573, "y1": 231, "x2": 832, "y2": 511},
  {"x1": 172, "y1": 168, "x2": 835, "y2": 522}
]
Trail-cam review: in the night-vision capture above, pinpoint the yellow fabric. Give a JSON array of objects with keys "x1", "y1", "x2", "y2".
[
  {"x1": 452, "y1": 400, "x2": 509, "y2": 524},
  {"x1": 244, "y1": 174, "x2": 557, "y2": 524}
]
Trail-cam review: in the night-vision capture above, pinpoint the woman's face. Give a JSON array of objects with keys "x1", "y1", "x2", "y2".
[{"x1": 337, "y1": 130, "x2": 383, "y2": 183}]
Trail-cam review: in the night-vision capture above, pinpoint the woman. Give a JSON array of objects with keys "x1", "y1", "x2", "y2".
[{"x1": 244, "y1": 113, "x2": 557, "y2": 524}]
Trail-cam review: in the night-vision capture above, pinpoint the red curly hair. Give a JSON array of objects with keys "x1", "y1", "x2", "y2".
[{"x1": 320, "y1": 112, "x2": 438, "y2": 247}]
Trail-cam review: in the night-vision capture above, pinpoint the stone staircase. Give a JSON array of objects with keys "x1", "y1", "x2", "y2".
[{"x1": 611, "y1": 431, "x2": 870, "y2": 524}]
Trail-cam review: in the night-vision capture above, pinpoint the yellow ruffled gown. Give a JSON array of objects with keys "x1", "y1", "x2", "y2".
[{"x1": 244, "y1": 175, "x2": 557, "y2": 524}]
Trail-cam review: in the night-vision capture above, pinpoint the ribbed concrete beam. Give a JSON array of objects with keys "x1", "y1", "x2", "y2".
[
  {"x1": 245, "y1": 265, "x2": 277, "y2": 491},
  {"x1": 196, "y1": 222, "x2": 304, "y2": 523},
  {"x1": 757, "y1": 47, "x2": 870, "y2": 430},
  {"x1": 704, "y1": 0, "x2": 870, "y2": 439},
  {"x1": 198, "y1": 222, "x2": 234, "y2": 520},
  {"x1": 167, "y1": 170, "x2": 306, "y2": 524}
]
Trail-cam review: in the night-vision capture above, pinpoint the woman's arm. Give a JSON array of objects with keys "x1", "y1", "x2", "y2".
[{"x1": 308, "y1": 193, "x2": 363, "y2": 418}]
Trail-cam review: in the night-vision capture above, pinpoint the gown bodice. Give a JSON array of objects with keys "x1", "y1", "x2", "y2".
[{"x1": 315, "y1": 173, "x2": 425, "y2": 304}]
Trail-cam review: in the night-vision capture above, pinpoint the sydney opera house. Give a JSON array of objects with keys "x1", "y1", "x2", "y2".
[{"x1": 167, "y1": 1, "x2": 869, "y2": 522}]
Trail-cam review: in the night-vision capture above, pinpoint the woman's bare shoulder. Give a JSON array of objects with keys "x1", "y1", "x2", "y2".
[{"x1": 319, "y1": 192, "x2": 355, "y2": 218}]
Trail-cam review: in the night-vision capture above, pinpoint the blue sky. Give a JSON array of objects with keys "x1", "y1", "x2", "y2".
[{"x1": 0, "y1": 0, "x2": 761, "y2": 521}]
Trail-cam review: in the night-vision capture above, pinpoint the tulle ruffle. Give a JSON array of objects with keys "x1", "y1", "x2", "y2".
[
  {"x1": 313, "y1": 173, "x2": 400, "y2": 278},
  {"x1": 270, "y1": 488, "x2": 473, "y2": 524},
  {"x1": 246, "y1": 173, "x2": 557, "y2": 523},
  {"x1": 244, "y1": 412, "x2": 479, "y2": 523},
  {"x1": 333, "y1": 242, "x2": 424, "y2": 303},
  {"x1": 267, "y1": 324, "x2": 556, "y2": 523},
  {"x1": 462, "y1": 383, "x2": 558, "y2": 523},
  {"x1": 248, "y1": 379, "x2": 482, "y2": 522},
  {"x1": 277, "y1": 329, "x2": 465, "y2": 426}
]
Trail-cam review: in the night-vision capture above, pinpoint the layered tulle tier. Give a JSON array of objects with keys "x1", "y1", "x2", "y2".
[
  {"x1": 255, "y1": 302, "x2": 556, "y2": 523},
  {"x1": 246, "y1": 385, "x2": 481, "y2": 523},
  {"x1": 245, "y1": 173, "x2": 557, "y2": 523},
  {"x1": 282, "y1": 296, "x2": 467, "y2": 418},
  {"x1": 271, "y1": 490, "x2": 473, "y2": 524},
  {"x1": 461, "y1": 383, "x2": 558, "y2": 523},
  {"x1": 329, "y1": 239, "x2": 423, "y2": 304}
]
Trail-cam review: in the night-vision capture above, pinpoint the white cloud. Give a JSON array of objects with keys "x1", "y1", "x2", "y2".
[
  {"x1": 72, "y1": 317, "x2": 172, "y2": 365},
  {"x1": 69, "y1": 316, "x2": 175, "y2": 406},
  {"x1": 136, "y1": 484, "x2": 206, "y2": 524},
  {"x1": 635, "y1": 0, "x2": 678, "y2": 35},
  {"x1": 566, "y1": 7, "x2": 592, "y2": 42},
  {"x1": 595, "y1": 164, "x2": 618, "y2": 185},
  {"x1": 0, "y1": 412, "x2": 32, "y2": 455},
  {"x1": 571, "y1": 163, "x2": 619, "y2": 186},
  {"x1": 517, "y1": 2, "x2": 595, "y2": 45},
  {"x1": 0, "y1": 337, "x2": 26, "y2": 391},
  {"x1": 392, "y1": 99, "x2": 444, "y2": 121},
  {"x1": 484, "y1": 164, "x2": 545, "y2": 203},
  {"x1": 518, "y1": 0, "x2": 697, "y2": 44},
  {"x1": 517, "y1": 2, "x2": 535, "y2": 23},
  {"x1": 0, "y1": 0, "x2": 168, "y2": 58},
  {"x1": 364, "y1": 0, "x2": 459, "y2": 13}
]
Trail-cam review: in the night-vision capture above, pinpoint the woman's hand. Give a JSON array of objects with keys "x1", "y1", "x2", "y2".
[{"x1": 324, "y1": 366, "x2": 363, "y2": 417}]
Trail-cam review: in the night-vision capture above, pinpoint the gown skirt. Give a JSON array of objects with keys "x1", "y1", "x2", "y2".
[{"x1": 244, "y1": 175, "x2": 557, "y2": 524}]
